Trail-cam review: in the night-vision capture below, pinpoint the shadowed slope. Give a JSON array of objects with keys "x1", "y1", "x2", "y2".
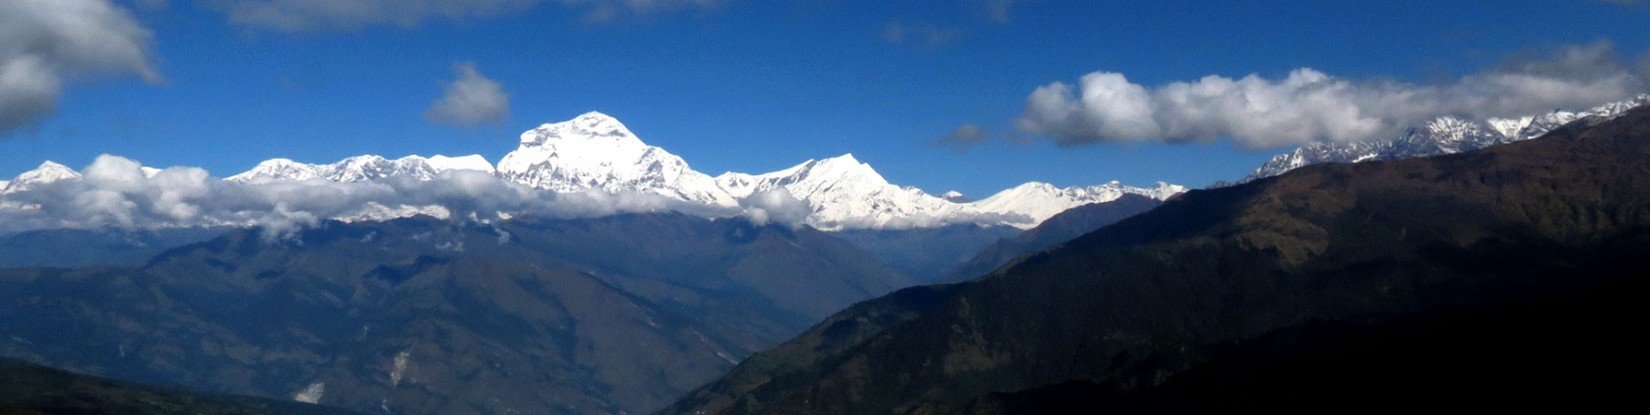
[{"x1": 663, "y1": 107, "x2": 1650, "y2": 414}]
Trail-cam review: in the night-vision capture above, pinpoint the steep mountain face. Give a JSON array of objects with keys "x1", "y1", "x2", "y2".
[
  {"x1": 663, "y1": 105, "x2": 1650, "y2": 414},
  {"x1": 498, "y1": 112, "x2": 738, "y2": 207},
  {"x1": 1246, "y1": 94, "x2": 1650, "y2": 181},
  {"x1": 945, "y1": 194, "x2": 1162, "y2": 283},
  {"x1": 1, "y1": 358, "x2": 365, "y2": 415},
  {"x1": 0, "y1": 161, "x2": 80, "y2": 194},
  {"x1": 0, "y1": 213, "x2": 911, "y2": 415}
]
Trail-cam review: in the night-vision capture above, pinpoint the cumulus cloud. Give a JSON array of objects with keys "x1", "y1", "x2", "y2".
[
  {"x1": 930, "y1": 124, "x2": 988, "y2": 152},
  {"x1": 424, "y1": 62, "x2": 510, "y2": 127},
  {"x1": 738, "y1": 188, "x2": 809, "y2": 228},
  {"x1": 204, "y1": 0, "x2": 723, "y2": 32},
  {"x1": 1016, "y1": 41, "x2": 1649, "y2": 148},
  {"x1": 0, "y1": 0, "x2": 159, "y2": 135}
]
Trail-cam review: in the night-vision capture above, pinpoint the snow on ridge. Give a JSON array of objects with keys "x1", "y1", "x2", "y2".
[
  {"x1": 1246, "y1": 94, "x2": 1650, "y2": 181},
  {"x1": 5, "y1": 113, "x2": 1184, "y2": 231}
]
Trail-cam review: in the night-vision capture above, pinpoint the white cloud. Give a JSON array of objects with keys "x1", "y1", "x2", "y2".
[
  {"x1": 738, "y1": 188, "x2": 809, "y2": 228},
  {"x1": 1016, "y1": 41, "x2": 1648, "y2": 148},
  {"x1": 0, "y1": 0, "x2": 159, "y2": 135},
  {"x1": 424, "y1": 62, "x2": 510, "y2": 127},
  {"x1": 0, "y1": 154, "x2": 757, "y2": 237},
  {"x1": 204, "y1": 0, "x2": 724, "y2": 32}
]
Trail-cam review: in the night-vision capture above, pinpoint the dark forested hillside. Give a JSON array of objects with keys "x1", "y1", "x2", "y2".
[
  {"x1": 0, "y1": 358, "x2": 364, "y2": 415},
  {"x1": 663, "y1": 107, "x2": 1650, "y2": 414}
]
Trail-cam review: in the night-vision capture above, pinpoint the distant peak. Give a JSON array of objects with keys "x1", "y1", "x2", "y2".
[
  {"x1": 520, "y1": 111, "x2": 640, "y2": 147},
  {"x1": 1010, "y1": 181, "x2": 1058, "y2": 191},
  {"x1": 427, "y1": 154, "x2": 496, "y2": 173},
  {"x1": 251, "y1": 158, "x2": 301, "y2": 167},
  {"x1": 822, "y1": 153, "x2": 860, "y2": 165},
  {"x1": 339, "y1": 154, "x2": 389, "y2": 164},
  {"x1": 575, "y1": 111, "x2": 618, "y2": 122},
  {"x1": 806, "y1": 153, "x2": 889, "y2": 184},
  {"x1": 7, "y1": 160, "x2": 83, "y2": 188},
  {"x1": 36, "y1": 160, "x2": 73, "y2": 171}
]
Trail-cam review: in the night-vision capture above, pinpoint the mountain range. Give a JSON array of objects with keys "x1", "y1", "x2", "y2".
[
  {"x1": 0, "y1": 112, "x2": 1177, "y2": 232},
  {"x1": 1246, "y1": 94, "x2": 1650, "y2": 181},
  {"x1": 663, "y1": 102, "x2": 1650, "y2": 414},
  {"x1": 0, "y1": 213, "x2": 912, "y2": 414},
  {"x1": 4, "y1": 82, "x2": 1648, "y2": 415}
]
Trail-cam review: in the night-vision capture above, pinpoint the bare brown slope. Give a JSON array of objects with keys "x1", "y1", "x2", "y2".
[{"x1": 663, "y1": 107, "x2": 1650, "y2": 414}]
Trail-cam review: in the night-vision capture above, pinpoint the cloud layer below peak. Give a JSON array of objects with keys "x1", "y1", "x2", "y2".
[
  {"x1": 1015, "y1": 42, "x2": 1649, "y2": 148},
  {"x1": 0, "y1": 154, "x2": 717, "y2": 238}
]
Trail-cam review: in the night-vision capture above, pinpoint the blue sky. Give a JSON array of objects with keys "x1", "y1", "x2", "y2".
[{"x1": 3, "y1": 0, "x2": 1649, "y2": 198}]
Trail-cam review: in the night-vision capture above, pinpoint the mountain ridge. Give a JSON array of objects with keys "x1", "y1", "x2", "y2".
[
  {"x1": 3, "y1": 112, "x2": 1180, "y2": 231},
  {"x1": 662, "y1": 102, "x2": 1650, "y2": 414},
  {"x1": 1246, "y1": 94, "x2": 1650, "y2": 181},
  {"x1": 0, "y1": 212, "x2": 914, "y2": 415}
]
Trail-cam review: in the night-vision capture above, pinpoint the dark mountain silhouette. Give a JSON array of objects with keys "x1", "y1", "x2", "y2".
[
  {"x1": 0, "y1": 358, "x2": 364, "y2": 415},
  {"x1": 662, "y1": 106, "x2": 1650, "y2": 414},
  {"x1": 0, "y1": 213, "x2": 910, "y2": 415}
]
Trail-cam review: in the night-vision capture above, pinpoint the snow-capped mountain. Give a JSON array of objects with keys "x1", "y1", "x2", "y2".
[
  {"x1": 227, "y1": 154, "x2": 494, "y2": 183},
  {"x1": 1246, "y1": 94, "x2": 1650, "y2": 181},
  {"x1": 497, "y1": 112, "x2": 738, "y2": 208},
  {"x1": 968, "y1": 181, "x2": 1186, "y2": 226},
  {"x1": 33, "y1": 112, "x2": 1180, "y2": 230},
  {"x1": 716, "y1": 154, "x2": 1183, "y2": 230},
  {"x1": 717, "y1": 154, "x2": 963, "y2": 230},
  {"x1": 426, "y1": 155, "x2": 495, "y2": 175},
  {"x1": 1, "y1": 161, "x2": 82, "y2": 194}
]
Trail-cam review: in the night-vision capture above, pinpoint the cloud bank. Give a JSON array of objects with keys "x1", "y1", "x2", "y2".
[
  {"x1": 0, "y1": 154, "x2": 771, "y2": 237},
  {"x1": 205, "y1": 0, "x2": 724, "y2": 31},
  {"x1": 425, "y1": 62, "x2": 510, "y2": 127},
  {"x1": 0, "y1": 153, "x2": 716, "y2": 237},
  {"x1": 0, "y1": 0, "x2": 159, "y2": 135},
  {"x1": 1015, "y1": 42, "x2": 1649, "y2": 148}
]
